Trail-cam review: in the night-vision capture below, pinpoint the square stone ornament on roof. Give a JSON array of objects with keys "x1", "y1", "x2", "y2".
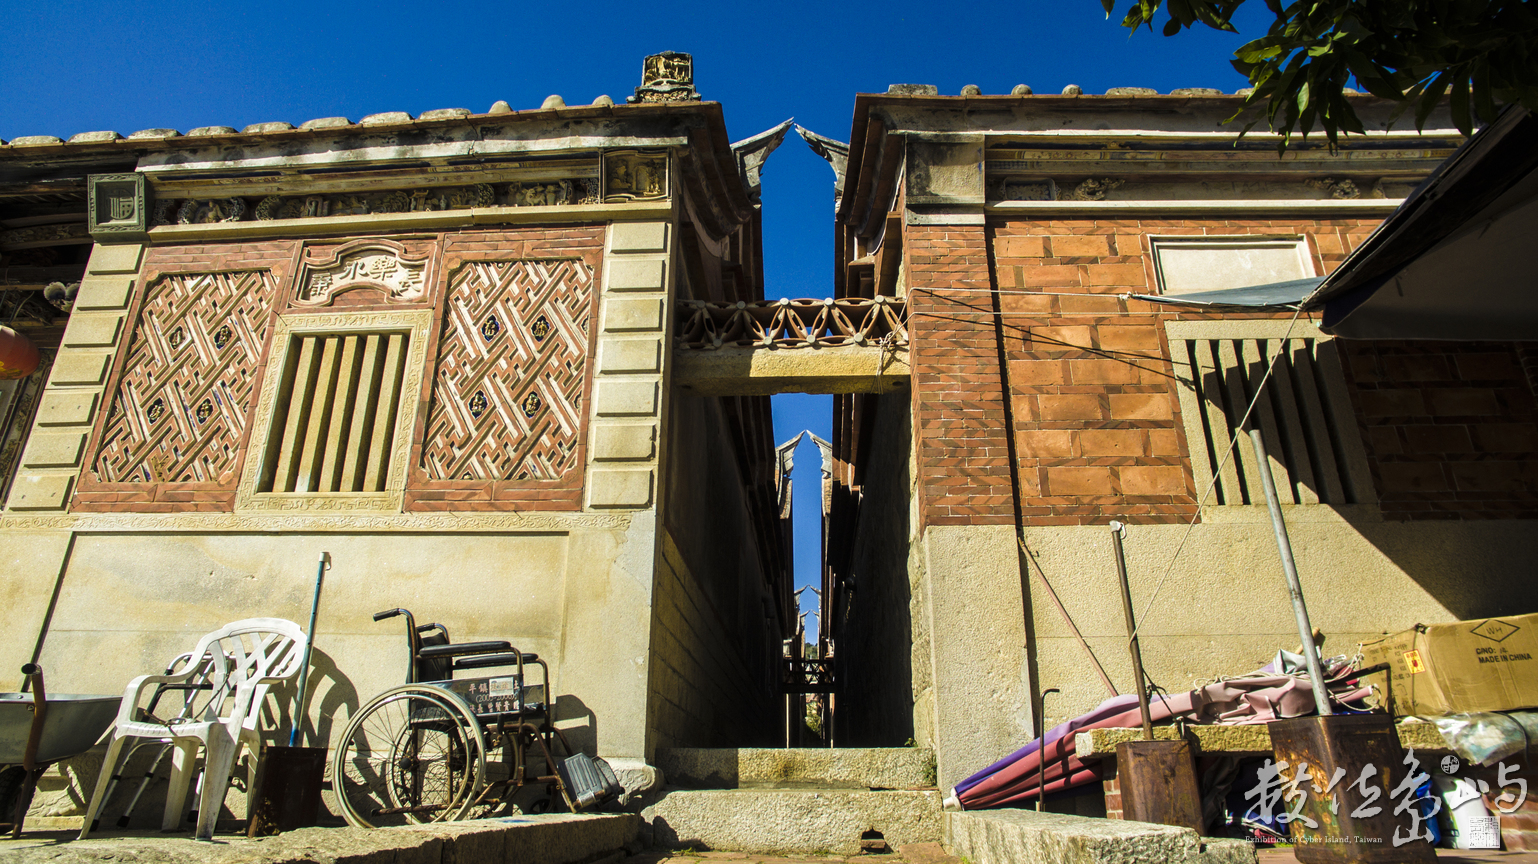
[{"x1": 87, "y1": 173, "x2": 151, "y2": 237}]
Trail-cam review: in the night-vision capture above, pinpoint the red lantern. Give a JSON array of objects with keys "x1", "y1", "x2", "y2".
[{"x1": 0, "y1": 325, "x2": 40, "y2": 380}]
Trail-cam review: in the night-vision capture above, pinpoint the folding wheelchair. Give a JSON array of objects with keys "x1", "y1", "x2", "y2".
[{"x1": 331, "y1": 608, "x2": 620, "y2": 828}]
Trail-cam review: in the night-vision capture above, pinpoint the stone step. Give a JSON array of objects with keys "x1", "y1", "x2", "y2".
[
  {"x1": 655, "y1": 747, "x2": 936, "y2": 790},
  {"x1": 944, "y1": 809, "x2": 1257, "y2": 864},
  {"x1": 642, "y1": 788, "x2": 942, "y2": 855},
  {"x1": 0, "y1": 814, "x2": 639, "y2": 864}
]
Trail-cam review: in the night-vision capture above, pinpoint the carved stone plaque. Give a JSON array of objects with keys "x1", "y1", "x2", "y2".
[
  {"x1": 295, "y1": 240, "x2": 431, "y2": 306},
  {"x1": 604, "y1": 150, "x2": 669, "y2": 202},
  {"x1": 88, "y1": 173, "x2": 151, "y2": 236}
]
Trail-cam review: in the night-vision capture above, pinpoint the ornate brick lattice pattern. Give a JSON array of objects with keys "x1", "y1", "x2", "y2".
[
  {"x1": 421, "y1": 259, "x2": 593, "y2": 482},
  {"x1": 93, "y1": 271, "x2": 275, "y2": 484}
]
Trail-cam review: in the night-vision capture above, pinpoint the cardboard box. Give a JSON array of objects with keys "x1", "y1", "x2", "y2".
[{"x1": 1360, "y1": 613, "x2": 1538, "y2": 716}]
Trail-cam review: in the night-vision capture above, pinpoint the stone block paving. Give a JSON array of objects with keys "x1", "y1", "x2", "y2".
[
  {"x1": 1257, "y1": 849, "x2": 1538, "y2": 863},
  {"x1": 623, "y1": 841, "x2": 961, "y2": 864}
]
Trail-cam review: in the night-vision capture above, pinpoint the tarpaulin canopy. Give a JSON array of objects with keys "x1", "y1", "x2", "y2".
[
  {"x1": 952, "y1": 653, "x2": 1373, "y2": 810},
  {"x1": 1126, "y1": 277, "x2": 1322, "y2": 310}
]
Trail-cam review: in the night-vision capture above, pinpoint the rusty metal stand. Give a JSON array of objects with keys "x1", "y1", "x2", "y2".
[
  {"x1": 1108, "y1": 522, "x2": 1203, "y2": 834},
  {"x1": 6, "y1": 664, "x2": 49, "y2": 839}
]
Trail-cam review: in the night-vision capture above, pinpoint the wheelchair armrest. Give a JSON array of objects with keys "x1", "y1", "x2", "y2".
[
  {"x1": 417, "y1": 640, "x2": 512, "y2": 658},
  {"x1": 452, "y1": 652, "x2": 539, "y2": 671}
]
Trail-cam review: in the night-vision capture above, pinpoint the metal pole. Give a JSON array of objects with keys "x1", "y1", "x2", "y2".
[
  {"x1": 288, "y1": 552, "x2": 329, "y2": 747},
  {"x1": 1110, "y1": 521, "x2": 1154, "y2": 740},
  {"x1": 1036, "y1": 687, "x2": 1059, "y2": 812},
  {"x1": 1248, "y1": 428, "x2": 1333, "y2": 716}
]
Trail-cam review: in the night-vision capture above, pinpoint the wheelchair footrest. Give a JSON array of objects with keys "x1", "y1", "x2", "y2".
[{"x1": 558, "y1": 753, "x2": 623, "y2": 812}]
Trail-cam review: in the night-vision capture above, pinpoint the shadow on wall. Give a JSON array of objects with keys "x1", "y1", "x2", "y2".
[
  {"x1": 837, "y1": 391, "x2": 916, "y2": 747},
  {"x1": 553, "y1": 692, "x2": 598, "y2": 757},
  {"x1": 1342, "y1": 512, "x2": 1538, "y2": 620},
  {"x1": 250, "y1": 647, "x2": 359, "y2": 749}
]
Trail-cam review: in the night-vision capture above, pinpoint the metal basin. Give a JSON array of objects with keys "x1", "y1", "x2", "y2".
[{"x1": 0, "y1": 693, "x2": 119, "y2": 765}]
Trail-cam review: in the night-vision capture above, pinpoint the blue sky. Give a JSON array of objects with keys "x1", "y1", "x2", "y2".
[{"x1": 1, "y1": 0, "x2": 1271, "y2": 630}]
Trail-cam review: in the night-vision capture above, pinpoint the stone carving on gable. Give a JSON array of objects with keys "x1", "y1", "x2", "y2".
[
  {"x1": 604, "y1": 151, "x2": 668, "y2": 201},
  {"x1": 149, "y1": 175, "x2": 638, "y2": 228},
  {"x1": 1063, "y1": 178, "x2": 1125, "y2": 201},
  {"x1": 294, "y1": 240, "x2": 431, "y2": 306},
  {"x1": 1306, "y1": 177, "x2": 1362, "y2": 199},
  {"x1": 630, "y1": 51, "x2": 700, "y2": 103},
  {"x1": 987, "y1": 179, "x2": 1058, "y2": 202}
]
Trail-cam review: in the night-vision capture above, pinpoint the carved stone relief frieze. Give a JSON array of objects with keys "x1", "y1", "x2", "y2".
[
  {"x1": 986, "y1": 178, "x2": 1057, "y2": 202},
  {"x1": 294, "y1": 240, "x2": 432, "y2": 306},
  {"x1": 1305, "y1": 177, "x2": 1363, "y2": 200},
  {"x1": 604, "y1": 151, "x2": 668, "y2": 202},
  {"x1": 147, "y1": 172, "x2": 637, "y2": 228},
  {"x1": 177, "y1": 197, "x2": 246, "y2": 224},
  {"x1": 1062, "y1": 178, "x2": 1125, "y2": 201}
]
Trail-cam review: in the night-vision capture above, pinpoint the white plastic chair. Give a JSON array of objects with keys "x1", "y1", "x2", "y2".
[{"x1": 79, "y1": 618, "x2": 307, "y2": 840}]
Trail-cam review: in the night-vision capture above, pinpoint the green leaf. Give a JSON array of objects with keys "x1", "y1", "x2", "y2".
[
  {"x1": 1449, "y1": 71, "x2": 1473, "y2": 134},
  {"x1": 1414, "y1": 70, "x2": 1450, "y2": 131},
  {"x1": 1472, "y1": 58, "x2": 1498, "y2": 125}
]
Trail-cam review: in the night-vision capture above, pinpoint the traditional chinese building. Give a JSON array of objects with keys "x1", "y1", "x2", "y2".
[
  {"x1": 0, "y1": 56, "x2": 795, "y2": 799},
  {"x1": 805, "y1": 85, "x2": 1538, "y2": 795}
]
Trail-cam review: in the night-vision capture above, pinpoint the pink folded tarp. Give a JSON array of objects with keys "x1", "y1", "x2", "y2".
[{"x1": 954, "y1": 656, "x2": 1373, "y2": 810}]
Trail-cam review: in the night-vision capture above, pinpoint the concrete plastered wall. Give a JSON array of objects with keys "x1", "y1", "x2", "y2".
[
  {"x1": 919, "y1": 512, "x2": 1538, "y2": 792},
  {"x1": 18, "y1": 527, "x2": 652, "y2": 757}
]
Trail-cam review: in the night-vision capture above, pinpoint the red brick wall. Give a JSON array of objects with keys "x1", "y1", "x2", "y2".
[
  {"x1": 1341, "y1": 340, "x2": 1538, "y2": 520},
  {"x1": 908, "y1": 217, "x2": 1390, "y2": 529},
  {"x1": 405, "y1": 228, "x2": 604, "y2": 512},
  {"x1": 907, "y1": 224, "x2": 1017, "y2": 527},
  {"x1": 907, "y1": 214, "x2": 1538, "y2": 529},
  {"x1": 73, "y1": 240, "x2": 299, "y2": 512}
]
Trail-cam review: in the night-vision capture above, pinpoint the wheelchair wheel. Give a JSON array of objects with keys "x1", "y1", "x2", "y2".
[{"x1": 332, "y1": 685, "x2": 487, "y2": 828}]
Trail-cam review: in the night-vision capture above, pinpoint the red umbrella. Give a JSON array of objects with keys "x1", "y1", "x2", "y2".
[{"x1": 0, "y1": 325, "x2": 40, "y2": 380}]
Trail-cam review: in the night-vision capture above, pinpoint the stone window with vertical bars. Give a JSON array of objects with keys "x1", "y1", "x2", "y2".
[
  {"x1": 1166, "y1": 320, "x2": 1374, "y2": 508},
  {"x1": 257, "y1": 332, "x2": 409, "y2": 493},
  {"x1": 237, "y1": 310, "x2": 431, "y2": 511}
]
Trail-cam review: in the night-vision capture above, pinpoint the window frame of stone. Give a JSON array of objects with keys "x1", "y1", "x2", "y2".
[
  {"x1": 1149, "y1": 235, "x2": 1317, "y2": 296},
  {"x1": 1164, "y1": 319, "x2": 1376, "y2": 514},
  {"x1": 234, "y1": 308, "x2": 433, "y2": 513}
]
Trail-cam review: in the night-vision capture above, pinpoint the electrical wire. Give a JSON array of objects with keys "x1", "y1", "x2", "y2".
[{"x1": 1126, "y1": 302, "x2": 1308, "y2": 644}]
